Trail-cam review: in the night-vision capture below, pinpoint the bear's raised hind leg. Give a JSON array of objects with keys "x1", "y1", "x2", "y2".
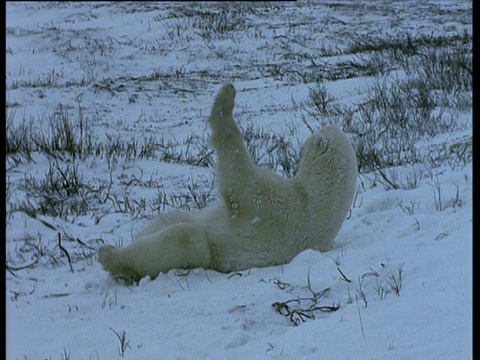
[
  {"x1": 207, "y1": 84, "x2": 260, "y2": 215},
  {"x1": 207, "y1": 83, "x2": 242, "y2": 146}
]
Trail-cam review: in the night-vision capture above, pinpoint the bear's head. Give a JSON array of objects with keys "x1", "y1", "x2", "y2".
[
  {"x1": 295, "y1": 125, "x2": 357, "y2": 180},
  {"x1": 297, "y1": 129, "x2": 329, "y2": 175}
]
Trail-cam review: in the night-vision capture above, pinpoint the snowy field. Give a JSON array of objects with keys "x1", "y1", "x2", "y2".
[{"x1": 6, "y1": 1, "x2": 472, "y2": 359}]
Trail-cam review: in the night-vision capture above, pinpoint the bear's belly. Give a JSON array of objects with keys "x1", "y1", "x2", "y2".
[{"x1": 203, "y1": 215, "x2": 306, "y2": 272}]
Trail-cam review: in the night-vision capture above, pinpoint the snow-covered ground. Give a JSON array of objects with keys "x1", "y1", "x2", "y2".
[{"x1": 6, "y1": 2, "x2": 472, "y2": 359}]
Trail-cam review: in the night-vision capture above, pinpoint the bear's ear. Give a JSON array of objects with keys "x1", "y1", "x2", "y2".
[
  {"x1": 313, "y1": 132, "x2": 329, "y2": 156},
  {"x1": 300, "y1": 132, "x2": 328, "y2": 159}
]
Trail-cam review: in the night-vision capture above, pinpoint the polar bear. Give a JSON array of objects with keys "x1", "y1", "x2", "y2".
[{"x1": 98, "y1": 84, "x2": 357, "y2": 281}]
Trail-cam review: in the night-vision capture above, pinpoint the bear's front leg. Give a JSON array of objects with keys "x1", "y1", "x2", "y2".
[{"x1": 98, "y1": 223, "x2": 211, "y2": 282}]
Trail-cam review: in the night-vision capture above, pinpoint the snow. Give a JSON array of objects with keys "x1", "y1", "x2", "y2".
[{"x1": 6, "y1": 1, "x2": 472, "y2": 359}]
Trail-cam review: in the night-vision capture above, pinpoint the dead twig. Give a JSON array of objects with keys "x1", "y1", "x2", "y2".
[
  {"x1": 76, "y1": 237, "x2": 96, "y2": 250},
  {"x1": 272, "y1": 270, "x2": 339, "y2": 326},
  {"x1": 356, "y1": 294, "x2": 366, "y2": 337},
  {"x1": 58, "y1": 232, "x2": 74, "y2": 273},
  {"x1": 5, "y1": 258, "x2": 40, "y2": 276},
  {"x1": 337, "y1": 267, "x2": 352, "y2": 283},
  {"x1": 109, "y1": 327, "x2": 131, "y2": 357},
  {"x1": 272, "y1": 300, "x2": 339, "y2": 326}
]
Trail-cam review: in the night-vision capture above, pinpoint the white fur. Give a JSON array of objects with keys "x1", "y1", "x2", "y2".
[{"x1": 98, "y1": 84, "x2": 357, "y2": 281}]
